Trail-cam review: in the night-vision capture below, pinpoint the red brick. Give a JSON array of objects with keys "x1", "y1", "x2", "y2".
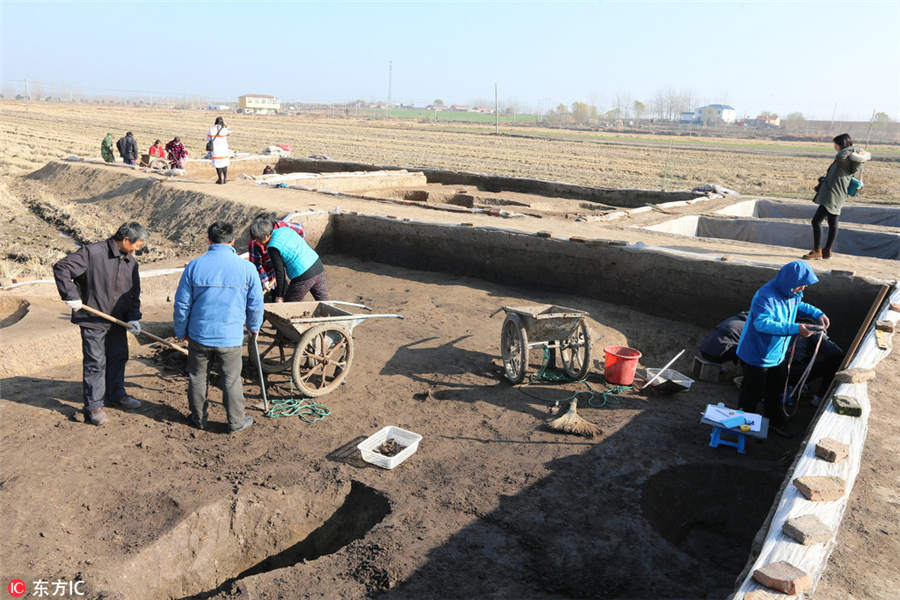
[{"x1": 752, "y1": 560, "x2": 811, "y2": 595}]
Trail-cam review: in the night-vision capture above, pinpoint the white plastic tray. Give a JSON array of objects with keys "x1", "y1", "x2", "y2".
[
  {"x1": 357, "y1": 425, "x2": 422, "y2": 469},
  {"x1": 645, "y1": 367, "x2": 695, "y2": 393}
]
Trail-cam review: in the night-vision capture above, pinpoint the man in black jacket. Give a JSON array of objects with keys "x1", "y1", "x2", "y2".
[
  {"x1": 116, "y1": 131, "x2": 138, "y2": 165},
  {"x1": 53, "y1": 222, "x2": 148, "y2": 425}
]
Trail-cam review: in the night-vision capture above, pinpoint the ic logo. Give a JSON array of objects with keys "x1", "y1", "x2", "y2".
[{"x1": 7, "y1": 579, "x2": 26, "y2": 597}]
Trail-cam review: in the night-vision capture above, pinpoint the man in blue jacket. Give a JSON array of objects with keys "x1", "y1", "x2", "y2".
[
  {"x1": 174, "y1": 221, "x2": 264, "y2": 433},
  {"x1": 736, "y1": 260, "x2": 830, "y2": 438}
]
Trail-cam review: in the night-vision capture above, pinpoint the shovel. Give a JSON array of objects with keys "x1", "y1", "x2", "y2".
[{"x1": 79, "y1": 305, "x2": 188, "y2": 355}]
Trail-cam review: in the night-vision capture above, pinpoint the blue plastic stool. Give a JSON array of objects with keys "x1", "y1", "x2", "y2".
[{"x1": 709, "y1": 426, "x2": 747, "y2": 454}]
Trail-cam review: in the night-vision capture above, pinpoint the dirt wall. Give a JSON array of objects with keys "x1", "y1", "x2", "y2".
[
  {"x1": 330, "y1": 215, "x2": 884, "y2": 348},
  {"x1": 24, "y1": 162, "x2": 337, "y2": 252},
  {"x1": 276, "y1": 157, "x2": 703, "y2": 208}
]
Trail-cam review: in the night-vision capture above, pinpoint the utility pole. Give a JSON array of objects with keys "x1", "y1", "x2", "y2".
[
  {"x1": 387, "y1": 60, "x2": 393, "y2": 118},
  {"x1": 494, "y1": 82, "x2": 499, "y2": 135},
  {"x1": 24, "y1": 78, "x2": 29, "y2": 112}
]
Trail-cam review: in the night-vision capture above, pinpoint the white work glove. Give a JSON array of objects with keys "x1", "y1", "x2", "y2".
[
  {"x1": 65, "y1": 299, "x2": 83, "y2": 311},
  {"x1": 127, "y1": 320, "x2": 142, "y2": 334}
]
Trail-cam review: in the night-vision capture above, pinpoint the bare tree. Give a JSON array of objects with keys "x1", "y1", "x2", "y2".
[
  {"x1": 633, "y1": 100, "x2": 646, "y2": 123},
  {"x1": 571, "y1": 101, "x2": 590, "y2": 124}
]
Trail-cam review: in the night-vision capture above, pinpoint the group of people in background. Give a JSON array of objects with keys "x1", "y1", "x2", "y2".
[
  {"x1": 101, "y1": 131, "x2": 188, "y2": 169},
  {"x1": 53, "y1": 212, "x2": 327, "y2": 432},
  {"x1": 100, "y1": 117, "x2": 232, "y2": 173}
]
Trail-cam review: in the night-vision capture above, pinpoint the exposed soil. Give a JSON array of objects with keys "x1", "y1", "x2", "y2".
[
  {"x1": 1, "y1": 153, "x2": 897, "y2": 599},
  {"x1": 0, "y1": 253, "x2": 861, "y2": 599}
]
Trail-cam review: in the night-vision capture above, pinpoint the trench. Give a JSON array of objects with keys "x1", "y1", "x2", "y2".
[
  {"x1": 645, "y1": 204, "x2": 900, "y2": 260},
  {"x1": 0, "y1": 298, "x2": 29, "y2": 328},
  {"x1": 179, "y1": 482, "x2": 390, "y2": 600},
  {"x1": 641, "y1": 464, "x2": 782, "y2": 574},
  {"x1": 19, "y1": 161, "x2": 891, "y2": 597},
  {"x1": 274, "y1": 156, "x2": 704, "y2": 208},
  {"x1": 717, "y1": 198, "x2": 900, "y2": 227}
]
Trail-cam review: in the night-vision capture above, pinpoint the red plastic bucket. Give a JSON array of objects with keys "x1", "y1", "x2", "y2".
[{"x1": 604, "y1": 345, "x2": 642, "y2": 385}]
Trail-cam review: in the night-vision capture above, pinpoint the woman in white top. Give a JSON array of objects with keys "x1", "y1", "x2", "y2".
[{"x1": 207, "y1": 117, "x2": 231, "y2": 184}]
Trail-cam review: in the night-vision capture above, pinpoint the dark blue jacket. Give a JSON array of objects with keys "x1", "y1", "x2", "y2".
[{"x1": 736, "y1": 261, "x2": 823, "y2": 368}]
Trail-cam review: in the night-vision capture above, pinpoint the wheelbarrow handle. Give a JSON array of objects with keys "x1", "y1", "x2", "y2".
[
  {"x1": 323, "y1": 300, "x2": 372, "y2": 311},
  {"x1": 79, "y1": 305, "x2": 188, "y2": 356}
]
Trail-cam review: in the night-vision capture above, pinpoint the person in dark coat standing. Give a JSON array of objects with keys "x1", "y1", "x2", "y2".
[
  {"x1": 116, "y1": 131, "x2": 139, "y2": 165},
  {"x1": 53, "y1": 222, "x2": 149, "y2": 425},
  {"x1": 802, "y1": 133, "x2": 871, "y2": 260}
]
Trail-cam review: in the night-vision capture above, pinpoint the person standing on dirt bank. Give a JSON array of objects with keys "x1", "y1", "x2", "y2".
[
  {"x1": 116, "y1": 131, "x2": 138, "y2": 165},
  {"x1": 101, "y1": 132, "x2": 116, "y2": 163},
  {"x1": 736, "y1": 260, "x2": 829, "y2": 438},
  {"x1": 249, "y1": 217, "x2": 329, "y2": 303},
  {"x1": 173, "y1": 221, "x2": 263, "y2": 433},
  {"x1": 247, "y1": 215, "x2": 305, "y2": 300},
  {"x1": 802, "y1": 133, "x2": 871, "y2": 260},
  {"x1": 52, "y1": 222, "x2": 148, "y2": 426},
  {"x1": 207, "y1": 117, "x2": 231, "y2": 184}
]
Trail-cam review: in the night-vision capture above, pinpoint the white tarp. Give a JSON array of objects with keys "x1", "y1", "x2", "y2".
[
  {"x1": 717, "y1": 199, "x2": 900, "y2": 228},
  {"x1": 732, "y1": 284, "x2": 899, "y2": 599},
  {"x1": 696, "y1": 217, "x2": 900, "y2": 260}
]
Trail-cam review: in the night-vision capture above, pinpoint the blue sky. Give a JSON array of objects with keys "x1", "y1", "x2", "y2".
[{"x1": 2, "y1": 1, "x2": 898, "y2": 120}]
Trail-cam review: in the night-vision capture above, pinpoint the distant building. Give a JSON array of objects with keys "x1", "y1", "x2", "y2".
[
  {"x1": 238, "y1": 94, "x2": 280, "y2": 115},
  {"x1": 755, "y1": 114, "x2": 781, "y2": 128},
  {"x1": 694, "y1": 104, "x2": 737, "y2": 124},
  {"x1": 474, "y1": 106, "x2": 494, "y2": 114},
  {"x1": 680, "y1": 111, "x2": 695, "y2": 123},
  {"x1": 449, "y1": 105, "x2": 470, "y2": 112}
]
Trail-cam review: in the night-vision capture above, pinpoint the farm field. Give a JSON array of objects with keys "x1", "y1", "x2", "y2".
[{"x1": 2, "y1": 100, "x2": 899, "y2": 201}]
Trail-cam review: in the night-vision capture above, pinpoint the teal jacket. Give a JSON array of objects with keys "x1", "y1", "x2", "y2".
[
  {"x1": 736, "y1": 261, "x2": 824, "y2": 368},
  {"x1": 268, "y1": 226, "x2": 319, "y2": 279}
]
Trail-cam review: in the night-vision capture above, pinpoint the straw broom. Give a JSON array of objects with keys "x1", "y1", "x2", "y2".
[{"x1": 547, "y1": 398, "x2": 602, "y2": 437}]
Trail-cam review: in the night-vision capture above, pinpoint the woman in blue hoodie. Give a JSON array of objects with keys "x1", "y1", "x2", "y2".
[{"x1": 736, "y1": 260, "x2": 830, "y2": 437}]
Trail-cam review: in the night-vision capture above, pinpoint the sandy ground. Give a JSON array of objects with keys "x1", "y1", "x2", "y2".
[{"x1": 1, "y1": 146, "x2": 898, "y2": 598}]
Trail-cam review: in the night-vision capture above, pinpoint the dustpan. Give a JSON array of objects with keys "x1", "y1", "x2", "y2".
[{"x1": 644, "y1": 368, "x2": 694, "y2": 394}]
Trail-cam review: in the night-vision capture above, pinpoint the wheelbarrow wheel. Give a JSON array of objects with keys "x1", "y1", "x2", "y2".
[
  {"x1": 292, "y1": 325, "x2": 354, "y2": 398},
  {"x1": 501, "y1": 313, "x2": 528, "y2": 384},
  {"x1": 250, "y1": 321, "x2": 295, "y2": 374},
  {"x1": 560, "y1": 320, "x2": 592, "y2": 380}
]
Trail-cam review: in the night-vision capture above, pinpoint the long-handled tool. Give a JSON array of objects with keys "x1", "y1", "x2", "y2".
[
  {"x1": 250, "y1": 331, "x2": 269, "y2": 412},
  {"x1": 640, "y1": 349, "x2": 685, "y2": 390},
  {"x1": 79, "y1": 305, "x2": 188, "y2": 356}
]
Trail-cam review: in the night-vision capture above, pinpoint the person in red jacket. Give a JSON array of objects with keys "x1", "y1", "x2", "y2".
[{"x1": 149, "y1": 139, "x2": 165, "y2": 158}]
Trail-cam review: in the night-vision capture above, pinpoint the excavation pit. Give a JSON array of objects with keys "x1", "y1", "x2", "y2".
[
  {"x1": 645, "y1": 207, "x2": 900, "y2": 259},
  {"x1": 2, "y1": 161, "x2": 894, "y2": 599},
  {"x1": 641, "y1": 464, "x2": 782, "y2": 573},
  {"x1": 178, "y1": 481, "x2": 390, "y2": 600},
  {"x1": 0, "y1": 297, "x2": 29, "y2": 328},
  {"x1": 275, "y1": 156, "x2": 712, "y2": 209}
]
